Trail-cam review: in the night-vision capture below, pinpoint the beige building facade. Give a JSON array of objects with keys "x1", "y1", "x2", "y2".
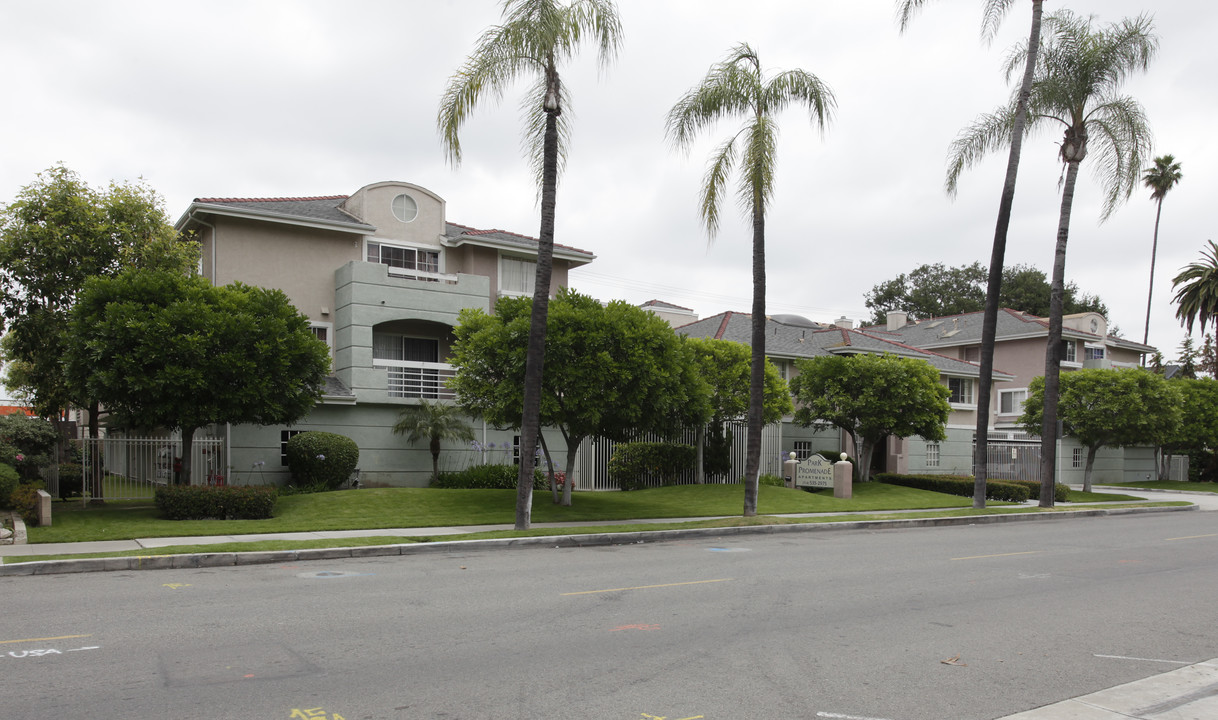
[{"x1": 176, "y1": 180, "x2": 594, "y2": 487}]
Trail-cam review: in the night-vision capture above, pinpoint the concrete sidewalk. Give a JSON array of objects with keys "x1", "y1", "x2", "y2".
[{"x1": 996, "y1": 656, "x2": 1218, "y2": 719}]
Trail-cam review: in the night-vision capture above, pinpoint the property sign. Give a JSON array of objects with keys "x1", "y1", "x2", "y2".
[{"x1": 794, "y1": 454, "x2": 834, "y2": 488}]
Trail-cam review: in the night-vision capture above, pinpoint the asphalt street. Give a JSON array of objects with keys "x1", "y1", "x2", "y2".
[{"x1": 3, "y1": 506, "x2": 1216, "y2": 720}]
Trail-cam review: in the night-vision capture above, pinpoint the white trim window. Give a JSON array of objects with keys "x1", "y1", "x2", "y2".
[
  {"x1": 793, "y1": 441, "x2": 814, "y2": 460},
  {"x1": 926, "y1": 442, "x2": 940, "y2": 468},
  {"x1": 998, "y1": 388, "x2": 1028, "y2": 415},
  {"x1": 1085, "y1": 344, "x2": 1106, "y2": 361},
  {"x1": 500, "y1": 256, "x2": 536, "y2": 296},
  {"x1": 948, "y1": 378, "x2": 975, "y2": 407},
  {"x1": 1062, "y1": 340, "x2": 1079, "y2": 365},
  {"x1": 366, "y1": 240, "x2": 440, "y2": 279},
  {"x1": 1072, "y1": 447, "x2": 1084, "y2": 469}
]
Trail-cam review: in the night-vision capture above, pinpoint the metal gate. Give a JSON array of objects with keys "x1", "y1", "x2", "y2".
[{"x1": 80, "y1": 436, "x2": 224, "y2": 502}]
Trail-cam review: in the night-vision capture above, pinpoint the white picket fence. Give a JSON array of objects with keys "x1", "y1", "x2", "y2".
[{"x1": 77, "y1": 436, "x2": 224, "y2": 502}]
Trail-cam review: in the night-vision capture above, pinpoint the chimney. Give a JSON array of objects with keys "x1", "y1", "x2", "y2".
[
  {"x1": 886, "y1": 311, "x2": 908, "y2": 331},
  {"x1": 835, "y1": 316, "x2": 853, "y2": 329}
]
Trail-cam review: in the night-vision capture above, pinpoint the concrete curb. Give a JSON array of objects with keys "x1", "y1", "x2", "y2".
[{"x1": 0, "y1": 503, "x2": 1195, "y2": 577}]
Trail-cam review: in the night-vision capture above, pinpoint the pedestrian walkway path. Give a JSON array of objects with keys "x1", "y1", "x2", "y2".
[
  {"x1": 996, "y1": 656, "x2": 1218, "y2": 719},
  {"x1": 2, "y1": 486, "x2": 1209, "y2": 559}
]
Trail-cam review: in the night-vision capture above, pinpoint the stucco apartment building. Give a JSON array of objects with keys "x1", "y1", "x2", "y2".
[
  {"x1": 677, "y1": 311, "x2": 1012, "y2": 477},
  {"x1": 868, "y1": 308, "x2": 1159, "y2": 484},
  {"x1": 175, "y1": 180, "x2": 593, "y2": 487}
]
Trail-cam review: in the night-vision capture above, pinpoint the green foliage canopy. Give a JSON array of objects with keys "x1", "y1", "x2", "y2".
[
  {"x1": 789, "y1": 353, "x2": 950, "y2": 483},
  {"x1": 1020, "y1": 368, "x2": 1181, "y2": 491},
  {"x1": 64, "y1": 269, "x2": 331, "y2": 482}
]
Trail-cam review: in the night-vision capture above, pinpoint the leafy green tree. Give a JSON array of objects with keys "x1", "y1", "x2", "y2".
[
  {"x1": 789, "y1": 354, "x2": 950, "y2": 483},
  {"x1": 64, "y1": 269, "x2": 330, "y2": 487},
  {"x1": 393, "y1": 401, "x2": 477, "y2": 483},
  {"x1": 948, "y1": 10, "x2": 1157, "y2": 506},
  {"x1": 864, "y1": 262, "x2": 1107, "y2": 325},
  {"x1": 1164, "y1": 378, "x2": 1218, "y2": 481},
  {"x1": 449, "y1": 289, "x2": 709, "y2": 505},
  {"x1": 1172, "y1": 240, "x2": 1218, "y2": 337},
  {"x1": 1141, "y1": 155, "x2": 1183, "y2": 345},
  {"x1": 899, "y1": 0, "x2": 1046, "y2": 510},
  {"x1": 1020, "y1": 369, "x2": 1181, "y2": 492},
  {"x1": 0, "y1": 166, "x2": 197, "y2": 427},
  {"x1": 0, "y1": 411, "x2": 60, "y2": 481},
  {"x1": 666, "y1": 43, "x2": 834, "y2": 517},
  {"x1": 438, "y1": 0, "x2": 621, "y2": 529},
  {"x1": 1176, "y1": 337, "x2": 1198, "y2": 380},
  {"x1": 686, "y1": 337, "x2": 793, "y2": 481},
  {"x1": 1199, "y1": 333, "x2": 1217, "y2": 378}
]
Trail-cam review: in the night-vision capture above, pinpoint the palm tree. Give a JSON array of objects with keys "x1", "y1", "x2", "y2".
[
  {"x1": 393, "y1": 401, "x2": 476, "y2": 483},
  {"x1": 947, "y1": 10, "x2": 1156, "y2": 505},
  {"x1": 1172, "y1": 240, "x2": 1218, "y2": 336},
  {"x1": 898, "y1": 0, "x2": 1044, "y2": 510},
  {"x1": 666, "y1": 43, "x2": 834, "y2": 517},
  {"x1": 1142, "y1": 154, "x2": 1183, "y2": 345},
  {"x1": 438, "y1": 0, "x2": 621, "y2": 529}
]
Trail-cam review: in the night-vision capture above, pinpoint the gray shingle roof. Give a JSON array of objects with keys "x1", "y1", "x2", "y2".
[
  {"x1": 680, "y1": 312, "x2": 1009, "y2": 379},
  {"x1": 865, "y1": 308, "x2": 1155, "y2": 353},
  {"x1": 193, "y1": 196, "x2": 366, "y2": 227}
]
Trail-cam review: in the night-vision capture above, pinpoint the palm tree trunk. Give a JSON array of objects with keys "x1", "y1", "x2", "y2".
[
  {"x1": 743, "y1": 197, "x2": 766, "y2": 517},
  {"x1": 1039, "y1": 159, "x2": 1082, "y2": 501},
  {"x1": 1143, "y1": 197, "x2": 1164, "y2": 345},
  {"x1": 514, "y1": 80, "x2": 561, "y2": 530},
  {"x1": 974, "y1": 0, "x2": 1044, "y2": 510}
]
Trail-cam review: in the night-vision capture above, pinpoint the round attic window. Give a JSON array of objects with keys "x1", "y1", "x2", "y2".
[{"x1": 391, "y1": 193, "x2": 418, "y2": 223}]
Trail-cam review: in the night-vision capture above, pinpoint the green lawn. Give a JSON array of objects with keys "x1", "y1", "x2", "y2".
[
  {"x1": 1097, "y1": 480, "x2": 1218, "y2": 494},
  {"x1": 26, "y1": 481, "x2": 1146, "y2": 545}
]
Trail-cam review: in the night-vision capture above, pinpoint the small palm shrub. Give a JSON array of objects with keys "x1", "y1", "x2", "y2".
[{"x1": 285, "y1": 432, "x2": 359, "y2": 490}]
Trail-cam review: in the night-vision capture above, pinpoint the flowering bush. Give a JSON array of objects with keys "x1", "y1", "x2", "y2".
[{"x1": 284, "y1": 431, "x2": 359, "y2": 490}]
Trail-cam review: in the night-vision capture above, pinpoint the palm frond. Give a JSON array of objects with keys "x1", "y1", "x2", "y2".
[
  {"x1": 522, "y1": 73, "x2": 574, "y2": 191},
  {"x1": 738, "y1": 115, "x2": 778, "y2": 220},
  {"x1": 979, "y1": 0, "x2": 1019, "y2": 45},
  {"x1": 699, "y1": 135, "x2": 739, "y2": 239},
  {"x1": 1084, "y1": 94, "x2": 1152, "y2": 221},
  {"x1": 945, "y1": 102, "x2": 1028, "y2": 197},
  {"x1": 763, "y1": 69, "x2": 837, "y2": 133},
  {"x1": 894, "y1": 0, "x2": 932, "y2": 34},
  {"x1": 664, "y1": 48, "x2": 758, "y2": 151},
  {"x1": 1173, "y1": 240, "x2": 1218, "y2": 335},
  {"x1": 1143, "y1": 154, "x2": 1183, "y2": 201}
]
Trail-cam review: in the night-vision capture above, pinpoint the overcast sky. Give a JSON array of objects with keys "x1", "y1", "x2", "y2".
[{"x1": 1, "y1": 0, "x2": 1213, "y2": 363}]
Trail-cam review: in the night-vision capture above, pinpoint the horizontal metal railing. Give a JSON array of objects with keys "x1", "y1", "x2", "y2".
[{"x1": 374, "y1": 360, "x2": 457, "y2": 400}]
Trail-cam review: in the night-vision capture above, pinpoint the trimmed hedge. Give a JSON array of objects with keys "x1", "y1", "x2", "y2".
[
  {"x1": 0, "y1": 462, "x2": 19, "y2": 508},
  {"x1": 1002, "y1": 479, "x2": 1070, "y2": 503},
  {"x1": 874, "y1": 473, "x2": 1030, "y2": 503},
  {"x1": 155, "y1": 485, "x2": 278, "y2": 520},
  {"x1": 285, "y1": 432, "x2": 359, "y2": 490},
  {"x1": 433, "y1": 463, "x2": 547, "y2": 490},
  {"x1": 609, "y1": 441, "x2": 696, "y2": 491}
]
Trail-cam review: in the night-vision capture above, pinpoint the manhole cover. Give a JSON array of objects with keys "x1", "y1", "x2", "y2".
[
  {"x1": 295, "y1": 570, "x2": 373, "y2": 579},
  {"x1": 707, "y1": 547, "x2": 750, "y2": 553}
]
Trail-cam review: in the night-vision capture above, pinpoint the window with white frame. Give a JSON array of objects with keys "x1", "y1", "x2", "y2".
[
  {"x1": 999, "y1": 388, "x2": 1028, "y2": 415},
  {"x1": 391, "y1": 193, "x2": 418, "y2": 223},
  {"x1": 948, "y1": 377, "x2": 975, "y2": 405},
  {"x1": 926, "y1": 442, "x2": 940, "y2": 468},
  {"x1": 793, "y1": 441, "x2": 814, "y2": 460},
  {"x1": 366, "y1": 240, "x2": 440, "y2": 275},
  {"x1": 963, "y1": 346, "x2": 980, "y2": 363},
  {"x1": 373, "y1": 334, "x2": 438, "y2": 363},
  {"x1": 1085, "y1": 345, "x2": 1105, "y2": 361},
  {"x1": 1072, "y1": 447, "x2": 1083, "y2": 469},
  {"x1": 1062, "y1": 340, "x2": 1078, "y2": 363},
  {"x1": 281, "y1": 430, "x2": 305, "y2": 466},
  {"x1": 500, "y1": 256, "x2": 536, "y2": 296}
]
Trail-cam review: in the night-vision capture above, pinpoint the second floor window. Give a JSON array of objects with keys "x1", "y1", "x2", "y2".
[
  {"x1": 999, "y1": 389, "x2": 1027, "y2": 415},
  {"x1": 373, "y1": 334, "x2": 438, "y2": 363},
  {"x1": 1085, "y1": 345, "x2": 1105, "y2": 361},
  {"x1": 1062, "y1": 340, "x2": 1078, "y2": 363},
  {"x1": 501, "y1": 256, "x2": 536, "y2": 295},
  {"x1": 948, "y1": 378, "x2": 975, "y2": 405},
  {"x1": 367, "y1": 241, "x2": 439, "y2": 274}
]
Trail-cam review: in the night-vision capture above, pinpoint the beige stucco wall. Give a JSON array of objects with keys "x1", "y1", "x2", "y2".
[
  {"x1": 341, "y1": 181, "x2": 446, "y2": 249},
  {"x1": 210, "y1": 217, "x2": 359, "y2": 323}
]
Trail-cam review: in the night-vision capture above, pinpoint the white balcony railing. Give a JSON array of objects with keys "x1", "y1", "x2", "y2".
[
  {"x1": 374, "y1": 360, "x2": 457, "y2": 400},
  {"x1": 384, "y1": 265, "x2": 460, "y2": 284}
]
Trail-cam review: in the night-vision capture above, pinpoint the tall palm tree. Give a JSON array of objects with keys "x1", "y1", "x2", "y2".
[
  {"x1": 1172, "y1": 240, "x2": 1218, "y2": 337},
  {"x1": 900, "y1": 0, "x2": 1044, "y2": 509},
  {"x1": 393, "y1": 401, "x2": 476, "y2": 483},
  {"x1": 1142, "y1": 154, "x2": 1183, "y2": 345},
  {"x1": 666, "y1": 44, "x2": 834, "y2": 517},
  {"x1": 438, "y1": 0, "x2": 621, "y2": 529},
  {"x1": 947, "y1": 10, "x2": 1156, "y2": 505}
]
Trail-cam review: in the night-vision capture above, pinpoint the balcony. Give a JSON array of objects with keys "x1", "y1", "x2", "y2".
[{"x1": 373, "y1": 359, "x2": 457, "y2": 400}]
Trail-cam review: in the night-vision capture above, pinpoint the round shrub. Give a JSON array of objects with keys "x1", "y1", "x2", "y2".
[
  {"x1": 0, "y1": 462, "x2": 19, "y2": 508},
  {"x1": 608, "y1": 441, "x2": 696, "y2": 491},
  {"x1": 57, "y1": 463, "x2": 84, "y2": 499},
  {"x1": 285, "y1": 431, "x2": 359, "y2": 490}
]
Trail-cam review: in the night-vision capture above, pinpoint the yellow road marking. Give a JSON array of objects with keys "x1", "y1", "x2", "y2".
[
  {"x1": 1165, "y1": 533, "x2": 1218, "y2": 541},
  {"x1": 562, "y1": 578, "x2": 732, "y2": 596},
  {"x1": 951, "y1": 551, "x2": 1041, "y2": 561},
  {"x1": 0, "y1": 634, "x2": 91, "y2": 645}
]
